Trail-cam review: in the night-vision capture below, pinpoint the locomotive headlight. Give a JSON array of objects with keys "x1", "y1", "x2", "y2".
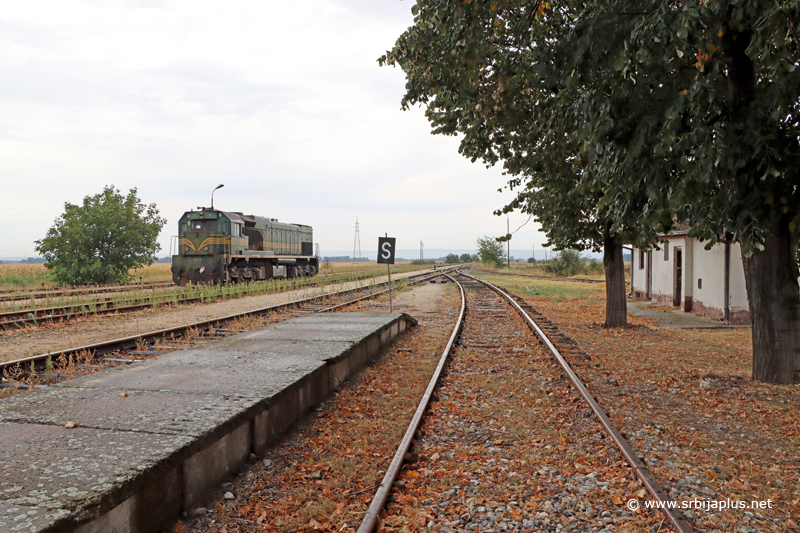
[{"x1": 204, "y1": 246, "x2": 209, "y2": 251}]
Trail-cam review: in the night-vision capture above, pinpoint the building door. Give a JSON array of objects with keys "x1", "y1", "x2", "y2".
[
  {"x1": 646, "y1": 250, "x2": 652, "y2": 299},
  {"x1": 674, "y1": 248, "x2": 683, "y2": 307}
]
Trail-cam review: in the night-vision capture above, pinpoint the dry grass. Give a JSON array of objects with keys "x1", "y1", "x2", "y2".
[
  {"x1": 0, "y1": 262, "x2": 174, "y2": 290},
  {"x1": 0, "y1": 263, "x2": 53, "y2": 290},
  {"x1": 130, "y1": 263, "x2": 173, "y2": 283}
]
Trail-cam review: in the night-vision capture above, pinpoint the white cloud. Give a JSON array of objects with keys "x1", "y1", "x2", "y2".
[{"x1": 0, "y1": 0, "x2": 548, "y2": 259}]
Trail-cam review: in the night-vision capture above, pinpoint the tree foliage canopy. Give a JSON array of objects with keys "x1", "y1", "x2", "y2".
[
  {"x1": 476, "y1": 236, "x2": 507, "y2": 267},
  {"x1": 35, "y1": 186, "x2": 166, "y2": 285},
  {"x1": 383, "y1": 0, "x2": 799, "y2": 253},
  {"x1": 384, "y1": 0, "x2": 800, "y2": 381}
]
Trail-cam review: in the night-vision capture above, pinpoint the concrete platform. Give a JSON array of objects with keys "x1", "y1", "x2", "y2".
[
  {"x1": 627, "y1": 300, "x2": 750, "y2": 328},
  {"x1": 0, "y1": 312, "x2": 416, "y2": 533}
]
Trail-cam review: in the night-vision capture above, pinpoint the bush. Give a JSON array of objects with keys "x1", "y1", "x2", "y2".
[
  {"x1": 35, "y1": 186, "x2": 166, "y2": 285},
  {"x1": 587, "y1": 260, "x2": 604, "y2": 275},
  {"x1": 543, "y1": 249, "x2": 586, "y2": 276},
  {"x1": 445, "y1": 253, "x2": 460, "y2": 264}
]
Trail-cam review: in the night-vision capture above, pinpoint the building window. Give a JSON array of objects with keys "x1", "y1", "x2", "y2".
[
  {"x1": 698, "y1": 278, "x2": 702, "y2": 289},
  {"x1": 664, "y1": 240, "x2": 670, "y2": 261},
  {"x1": 639, "y1": 250, "x2": 645, "y2": 269}
]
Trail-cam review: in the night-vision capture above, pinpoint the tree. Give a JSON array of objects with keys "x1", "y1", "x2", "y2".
[
  {"x1": 35, "y1": 186, "x2": 166, "y2": 285},
  {"x1": 383, "y1": 0, "x2": 800, "y2": 383},
  {"x1": 459, "y1": 253, "x2": 473, "y2": 263},
  {"x1": 380, "y1": 0, "x2": 650, "y2": 327},
  {"x1": 543, "y1": 1, "x2": 800, "y2": 384},
  {"x1": 445, "y1": 253, "x2": 460, "y2": 264},
  {"x1": 476, "y1": 236, "x2": 507, "y2": 267}
]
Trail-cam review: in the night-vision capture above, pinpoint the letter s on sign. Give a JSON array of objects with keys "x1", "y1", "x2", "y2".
[{"x1": 381, "y1": 241, "x2": 392, "y2": 259}]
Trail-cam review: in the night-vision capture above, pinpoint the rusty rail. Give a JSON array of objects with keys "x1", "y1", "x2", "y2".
[
  {"x1": 465, "y1": 273, "x2": 694, "y2": 533},
  {"x1": 357, "y1": 272, "x2": 466, "y2": 533}
]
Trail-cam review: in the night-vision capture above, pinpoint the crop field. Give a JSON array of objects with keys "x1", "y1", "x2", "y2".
[{"x1": 0, "y1": 264, "x2": 54, "y2": 290}]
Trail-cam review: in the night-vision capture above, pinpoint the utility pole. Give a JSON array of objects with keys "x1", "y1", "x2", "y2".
[
  {"x1": 507, "y1": 215, "x2": 510, "y2": 269},
  {"x1": 532, "y1": 243, "x2": 535, "y2": 262},
  {"x1": 420, "y1": 241, "x2": 424, "y2": 262},
  {"x1": 353, "y1": 218, "x2": 361, "y2": 261}
]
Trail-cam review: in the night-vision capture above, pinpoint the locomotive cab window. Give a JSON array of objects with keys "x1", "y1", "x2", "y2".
[
  {"x1": 180, "y1": 223, "x2": 189, "y2": 234},
  {"x1": 221, "y1": 221, "x2": 229, "y2": 235},
  {"x1": 205, "y1": 220, "x2": 217, "y2": 230},
  {"x1": 191, "y1": 221, "x2": 204, "y2": 230}
]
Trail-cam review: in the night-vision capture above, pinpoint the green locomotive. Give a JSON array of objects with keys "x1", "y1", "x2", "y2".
[{"x1": 170, "y1": 207, "x2": 318, "y2": 286}]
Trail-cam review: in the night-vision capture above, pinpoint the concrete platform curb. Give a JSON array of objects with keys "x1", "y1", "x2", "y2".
[{"x1": 0, "y1": 312, "x2": 416, "y2": 533}]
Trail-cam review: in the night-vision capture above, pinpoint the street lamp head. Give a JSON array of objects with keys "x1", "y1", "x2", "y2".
[{"x1": 211, "y1": 184, "x2": 225, "y2": 209}]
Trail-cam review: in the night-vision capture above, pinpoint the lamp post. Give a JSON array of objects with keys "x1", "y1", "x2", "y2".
[{"x1": 211, "y1": 184, "x2": 224, "y2": 209}]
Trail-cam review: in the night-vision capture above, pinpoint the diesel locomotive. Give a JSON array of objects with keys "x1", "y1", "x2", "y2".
[{"x1": 170, "y1": 207, "x2": 318, "y2": 286}]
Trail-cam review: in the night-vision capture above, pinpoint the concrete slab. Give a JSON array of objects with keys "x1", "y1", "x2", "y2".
[
  {"x1": 0, "y1": 312, "x2": 416, "y2": 532},
  {"x1": 0, "y1": 387, "x2": 260, "y2": 437},
  {"x1": 627, "y1": 301, "x2": 750, "y2": 328},
  {"x1": 0, "y1": 502, "x2": 70, "y2": 533},
  {"x1": 0, "y1": 422, "x2": 189, "y2": 529},
  {"x1": 65, "y1": 355, "x2": 327, "y2": 397}
]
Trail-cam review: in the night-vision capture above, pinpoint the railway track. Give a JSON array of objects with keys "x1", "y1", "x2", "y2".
[
  {"x1": 358, "y1": 272, "x2": 692, "y2": 532},
  {"x1": 0, "y1": 270, "x2": 427, "y2": 331},
  {"x1": 0, "y1": 269, "x2": 453, "y2": 390},
  {"x1": 0, "y1": 280, "x2": 173, "y2": 303}
]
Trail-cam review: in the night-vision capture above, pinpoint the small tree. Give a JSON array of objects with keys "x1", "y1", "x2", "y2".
[
  {"x1": 35, "y1": 186, "x2": 166, "y2": 285},
  {"x1": 476, "y1": 236, "x2": 506, "y2": 268},
  {"x1": 543, "y1": 250, "x2": 586, "y2": 277},
  {"x1": 445, "y1": 253, "x2": 460, "y2": 264},
  {"x1": 459, "y1": 253, "x2": 472, "y2": 263}
]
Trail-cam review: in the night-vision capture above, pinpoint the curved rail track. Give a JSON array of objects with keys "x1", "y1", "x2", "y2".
[
  {"x1": 0, "y1": 269, "x2": 453, "y2": 389},
  {"x1": 358, "y1": 272, "x2": 692, "y2": 533}
]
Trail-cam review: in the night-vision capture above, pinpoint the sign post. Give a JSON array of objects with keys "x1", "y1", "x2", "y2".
[{"x1": 377, "y1": 235, "x2": 396, "y2": 312}]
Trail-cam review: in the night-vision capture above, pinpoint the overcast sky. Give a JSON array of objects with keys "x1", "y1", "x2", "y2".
[{"x1": 1, "y1": 0, "x2": 549, "y2": 259}]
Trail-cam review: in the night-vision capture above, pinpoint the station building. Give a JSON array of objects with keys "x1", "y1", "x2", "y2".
[{"x1": 630, "y1": 227, "x2": 751, "y2": 324}]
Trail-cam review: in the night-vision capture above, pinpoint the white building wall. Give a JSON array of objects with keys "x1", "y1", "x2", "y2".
[
  {"x1": 692, "y1": 239, "x2": 727, "y2": 320},
  {"x1": 631, "y1": 248, "x2": 651, "y2": 298},
  {"x1": 632, "y1": 237, "x2": 751, "y2": 324},
  {"x1": 649, "y1": 237, "x2": 677, "y2": 307},
  {"x1": 729, "y1": 244, "x2": 749, "y2": 322}
]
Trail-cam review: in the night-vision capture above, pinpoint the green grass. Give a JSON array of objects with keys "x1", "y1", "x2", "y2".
[{"x1": 477, "y1": 274, "x2": 605, "y2": 301}]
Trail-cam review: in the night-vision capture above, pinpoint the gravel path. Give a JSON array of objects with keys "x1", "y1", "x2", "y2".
[{"x1": 0, "y1": 270, "x2": 429, "y2": 363}]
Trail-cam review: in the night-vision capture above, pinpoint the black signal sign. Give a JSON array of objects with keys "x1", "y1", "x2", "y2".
[{"x1": 377, "y1": 237, "x2": 396, "y2": 265}]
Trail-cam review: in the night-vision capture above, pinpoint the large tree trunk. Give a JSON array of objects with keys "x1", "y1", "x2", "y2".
[
  {"x1": 741, "y1": 217, "x2": 800, "y2": 384},
  {"x1": 603, "y1": 224, "x2": 627, "y2": 327}
]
